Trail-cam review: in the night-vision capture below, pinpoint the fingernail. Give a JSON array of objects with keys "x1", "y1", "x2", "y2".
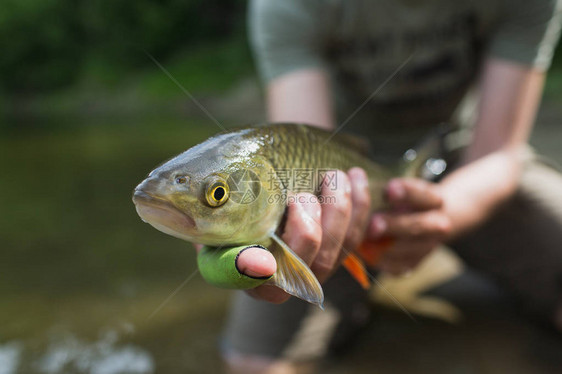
[{"x1": 236, "y1": 246, "x2": 276, "y2": 279}]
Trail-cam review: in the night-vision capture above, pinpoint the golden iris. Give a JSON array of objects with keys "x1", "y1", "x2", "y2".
[{"x1": 206, "y1": 179, "x2": 229, "y2": 207}]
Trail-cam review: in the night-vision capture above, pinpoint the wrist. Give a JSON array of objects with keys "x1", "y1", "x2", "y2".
[{"x1": 440, "y1": 151, "x2": 521, "y2": 239}]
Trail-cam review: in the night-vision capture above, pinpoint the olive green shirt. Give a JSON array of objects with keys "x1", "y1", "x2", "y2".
[{"x1": 249, "y1": 0, "x2": 562, "y2": 159}]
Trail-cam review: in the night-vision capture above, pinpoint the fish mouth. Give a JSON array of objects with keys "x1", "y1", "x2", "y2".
[{"x1": 132, "y1": 189, "x2": 196, "y2": 238}]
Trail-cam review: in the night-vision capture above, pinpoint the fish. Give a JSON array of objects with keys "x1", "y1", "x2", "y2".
[{"x1": 132, "y1": 123, "x2": 440, "y2": 308}]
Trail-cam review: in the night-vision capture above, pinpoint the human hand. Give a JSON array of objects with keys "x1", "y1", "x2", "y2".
[
  {"x1": 366, "y1": 178, "x2": 452, "y2": 275},
  {"x1": 241, "y1": 168, "x2": 372, "y2": 303}
]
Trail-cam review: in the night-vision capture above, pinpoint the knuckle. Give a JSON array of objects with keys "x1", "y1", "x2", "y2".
[
  {"x1": 403, "y1": 177, "x2": 424, "y2": 191},
  {"x1": 267, "y1": 293, "x2": 291, "y2": 304},
  {"x1": 246, "y1": 287, "x2": 290, "y2": 304},
  {"x1": 325, "y1": 189, "x2": 352, "y2": 217},
  {"x1": 293, "y1": 192, "x2": 312, "y2": 207},
  {"x1": 296, "y1": 191, "x2": 314, "y2": 200},
  {"x1": 299, "y1": 226, "x2": 322, "y2": 249},
  {"x1": 425, "y1": 183, "x2": 443, "y2": 204},
  {"x1": 431, "y1": 190, "x2": 444, "y2": 207},
  {"x1": 353, "y1": 182, "x2": 371, "y2": 207},
  {"x1": 408, "y1": 220, "x2": 425, "y2": 236},
  {"x1": 346, "y1": 226, "x2": 363, "y2": 242},
  {"x1": 434, "y1": 216, "x2": 452, "y2": 237},
  {"x1": 407, "y1": 178, "x2": 443, "y2": 204},
  {"x1": 344, "y1": 232, "x2": 362, "y2": 252},
  {"x1": 333, "y1": 197, "x2": 352, "y2": 216},
  {"x1": 299, "y1": 193, "x2": 322, "y2": 214},
  {"x1": 312, "y1": 259, "x2": 335, "y2": 276},
  {"x1": 334, "y1": 170, "x2": 351, "y2": 196}
]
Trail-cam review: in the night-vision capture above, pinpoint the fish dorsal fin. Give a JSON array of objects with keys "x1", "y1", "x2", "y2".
[
  {"x1": 267, "y1": 233, "x2": 324, "y2": 309},
  {"x1": 334, "y1": 132, "x2": 371, "y2": 157}
]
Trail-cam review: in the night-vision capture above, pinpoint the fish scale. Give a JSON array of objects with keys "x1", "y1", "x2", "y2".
[{"x1": 237, "y1": 123, "x2": 392, "y2": 206}]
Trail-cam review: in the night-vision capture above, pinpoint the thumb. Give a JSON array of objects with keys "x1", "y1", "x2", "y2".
[{"x1": 236, "y1": 246, "x2": 277, "y2": 278}]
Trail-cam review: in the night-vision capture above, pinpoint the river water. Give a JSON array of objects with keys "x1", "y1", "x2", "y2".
[{"x1": 1, "y1": 100, "x2": 562, "y2": 373}]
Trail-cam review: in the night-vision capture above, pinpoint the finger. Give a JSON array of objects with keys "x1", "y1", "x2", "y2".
[
  {"x1": 385, "y1": 178, "x2": 443, "y2": 210},
  {"x1": 194, "y1": 243, "x2": 203, "y2": 253},
  {"x1": 378, "y1": 239, "x2": 438, "y2": 275},
  {"x1": 367, "y1": 211, "x2": 450, "y2": 240},
  {"x1": 379, "y1": 238, "x2": 437, "y2": 263},
  {"x1": 339, "y1": 168, "x2": 371, "y2": 261},
  {"x1": 246, "y1": 284, "x2": 290, "y2": 304},
  {"x1": 365, "y1": 214, "x2": 388, "y2": 240},
  {"x1": 248, "y1": 193, "x2": 323, "y2": 304},
  {"x1": 378, "y1": 260, "x2": 414, "y2": 276},
  {"x1": 282, "y1": 192, "x2": 323, "y2": 266},
  {"x1": 235, "y1": 246, "x2": 277, "y2": 278},
  {"x1": 312, "y1": 170, "x2": 352, "y2": 282}
]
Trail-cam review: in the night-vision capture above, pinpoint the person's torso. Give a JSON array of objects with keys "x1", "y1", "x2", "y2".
[{"x1": 318, "y1": 0, "x2": 502, "y2": 159}]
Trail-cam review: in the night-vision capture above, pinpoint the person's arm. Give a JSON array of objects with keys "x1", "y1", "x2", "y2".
[
  {"x1": 267, "y1": 69, "x2": 335, "y2": 130},
  {"x1": 442, "y1": 58, "x2": 545, "y2": 235},
  {"x1": 370, "y1": 58, "x2": 546, "y2": 274}
]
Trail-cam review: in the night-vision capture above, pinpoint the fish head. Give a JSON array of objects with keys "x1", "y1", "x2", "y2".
[{"x1": 133, "y1": 137, "x2": 285, "y2": 246}]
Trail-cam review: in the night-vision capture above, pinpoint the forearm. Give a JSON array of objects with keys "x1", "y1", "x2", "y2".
[
  {"x1": 440, "y1": 147, "x2": 524, "y2": 239},
  {"x1": 463, "y1": 59, "x2": 545, "y2": 161},
  {"x1": 440, "y1": 59, "x2": 545, "y2": 239},
  {"x1": 267, "y1": 69, "x2": 335, "y2": 130}
]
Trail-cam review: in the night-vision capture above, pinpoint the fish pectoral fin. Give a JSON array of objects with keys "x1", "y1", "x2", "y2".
[{"x1": 267, "y1": 233, "x2": 325, "y2": 309}]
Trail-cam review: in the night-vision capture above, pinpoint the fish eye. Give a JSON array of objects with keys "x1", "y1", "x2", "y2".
[
  {"x1": 213, "y1": 186, "x2": 225, "y2": 201},
  {"x1": 205, "y1": 179, "x2": 229, "y2": 207},
  {"x1": 175, "y1": 176, "x2": 189, "y2": 185}
]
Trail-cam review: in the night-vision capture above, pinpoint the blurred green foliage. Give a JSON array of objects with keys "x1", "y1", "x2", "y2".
[
  {"x1": 0, "y1": 0, "x2": 246, "y2": 93},
  {"x1": 1, "y1": 0, "x2": 560, "y2": 102}
]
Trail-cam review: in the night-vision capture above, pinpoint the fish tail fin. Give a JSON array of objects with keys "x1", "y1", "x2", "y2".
[
  {"x1": 342, "y1": 238, "x2": 394, "y2": 289},
  {"x1": 342, "y1": 254, "x2": 370, "y2": 289},
  {"x1": 267, "y1": 233, "x2": 325, "y2": 309}
]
